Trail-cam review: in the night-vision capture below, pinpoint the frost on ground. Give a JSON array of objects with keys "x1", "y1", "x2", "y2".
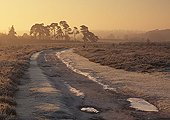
[
  {"x1": 65, "y1": 82, "x2": 85, "y2": 98},
  {"x1": 127, "y1": 98, "x2": 158, "y2": 112},
  {"x1": 80, "y1": 107, "x2": 99, "y2": 113},
  {"x1": 16, "y1": 52, "x2": 72, "y2": 119},
  {"x1": 56, "y1": 49, "x2": 170, "y2": 113}
]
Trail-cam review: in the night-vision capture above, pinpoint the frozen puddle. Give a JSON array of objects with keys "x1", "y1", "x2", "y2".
[
  {"x1": 80, "y1": 107, "x2": 100, "y2": 114},
  {"x1": 56, "y1": 50, "x2": 160, "y2": 113},
  {"x1": 56, "y1": 50, "x2": 117, "y2": 93},
  {"x1": 30, "y1": 51, "x2": 42, "y2": 60},
  {"x1": 65, "y1": 82, "x2": 85, "y2": 98},
  {"x1": 127, "y1": 98, "x2": 159, "y2": 112}
]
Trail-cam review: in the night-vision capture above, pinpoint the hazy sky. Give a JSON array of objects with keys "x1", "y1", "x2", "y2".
[{"x1": 0, "y1": 0, "x2": 170, "y2": 34}]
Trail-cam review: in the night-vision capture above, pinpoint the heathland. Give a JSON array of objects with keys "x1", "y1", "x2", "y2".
[{"x1": 0, "y1": 38, "x2": 170, "y2": 119}]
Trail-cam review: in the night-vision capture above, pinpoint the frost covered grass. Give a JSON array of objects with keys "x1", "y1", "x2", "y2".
[
  {"x1": 0, "y1": 39, "x2": 82, "y2": 119},
  {"x1": 75, "y1": 42, "x2": 170, "y2": 73}
]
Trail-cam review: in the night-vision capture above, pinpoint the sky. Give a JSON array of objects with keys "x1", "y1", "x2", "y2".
[{"x1": 0, "y1": 0, "x2": 170, "y2": 34}]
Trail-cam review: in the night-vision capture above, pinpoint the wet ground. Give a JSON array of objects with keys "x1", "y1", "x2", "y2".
[{"x1": 16, "y1": 49, "x2": 170, "y2": 120}]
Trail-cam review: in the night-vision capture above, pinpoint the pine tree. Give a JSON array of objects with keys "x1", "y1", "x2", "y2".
[{"x1": 8, "y1": 25, "x2": 17, "y2": 37}]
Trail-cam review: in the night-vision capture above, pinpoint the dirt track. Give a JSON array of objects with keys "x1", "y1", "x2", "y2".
[{"x1": 16, "y1": 49, "x2": 170, "y2": 120}]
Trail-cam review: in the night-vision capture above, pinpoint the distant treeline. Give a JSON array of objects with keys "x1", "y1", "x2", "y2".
[
  {"x1": 102, "y1": 29, "x2": 170, "y2": 42},
  {"x1": 0, "y1": 21, "x2": 99, "y2": 42}
]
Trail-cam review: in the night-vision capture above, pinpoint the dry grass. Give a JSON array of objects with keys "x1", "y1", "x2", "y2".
[
  {"x1": 75, "y1": 42, "x2": 170, "y2": 73},
  {"x1": 0, "y1": 38, "x2": 84, "y2": 119},
  {"x1": 1, "y1": 38, "x2": 170, "y2": 119},
  {"x1": 0, "y1": 45, "x2": 42, "y2": 119}
]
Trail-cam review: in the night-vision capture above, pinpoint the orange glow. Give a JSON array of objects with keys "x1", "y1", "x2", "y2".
[{"x1": 0, "y1": 0, "x2": 170, "y2": 34}]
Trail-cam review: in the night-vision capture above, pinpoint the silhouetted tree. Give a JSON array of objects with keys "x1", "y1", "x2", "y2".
[
  {"x1": 30, "y1": 23, "x2": 50, "y2": 39},
  {"x1": 59, "y1": 21, "x2": 72, "y2": 40},
  {"x1": 73, "y1": 27, "x2": 79, "y2": 40},
  {"x1": 80, "y1": 25, "x2": 99, "y2": 42},
  {"x1": 50, "y1": 23, "x2": 58, "y2": 39},
  {"x1": 30, "y1": 23, "x2": 42, "y2": 38},
  {"x1": 8, "y1": 25, "x2": 17, "y2": 37},
  {"x1": 29, "y1": 21, "x2": 98, "y2": 41},
  {"x1": 44, "y1": 25, "x2": 51, "y2": 39},
  {"x1": 56, "y1": 25, "x2": 63, "y2": 40}
]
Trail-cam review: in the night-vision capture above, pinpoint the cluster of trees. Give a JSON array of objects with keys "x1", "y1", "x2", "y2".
[
  {"x1": 0, "y1": 22, "x2": 99, "y2": 42},
  {"x1": 30, "y1": 21, "x2": 99, "y2": 42}
]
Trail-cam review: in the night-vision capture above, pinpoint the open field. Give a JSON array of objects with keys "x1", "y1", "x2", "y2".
[
  {"x1": 0, "y1": 45, "x2": 54, "y2": 119},
  {"x1": 0, "y1": 39, "x2": 170, "y2": 119},
  {"x1": 1, "y1": 0, "x2": 170, "y2": 119},
  {"x1": 0, "y1": 39, "x2": 83, "y2": 119},
  {"x1": 60, "y1": 48, "x2": 170, "y2": 118},
  {"x1": 75, "y1": 42, "x2": 170, "y2": 73},
  {"x1": 74, "y1": 43, "x2": 170, "y2": 115}
]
